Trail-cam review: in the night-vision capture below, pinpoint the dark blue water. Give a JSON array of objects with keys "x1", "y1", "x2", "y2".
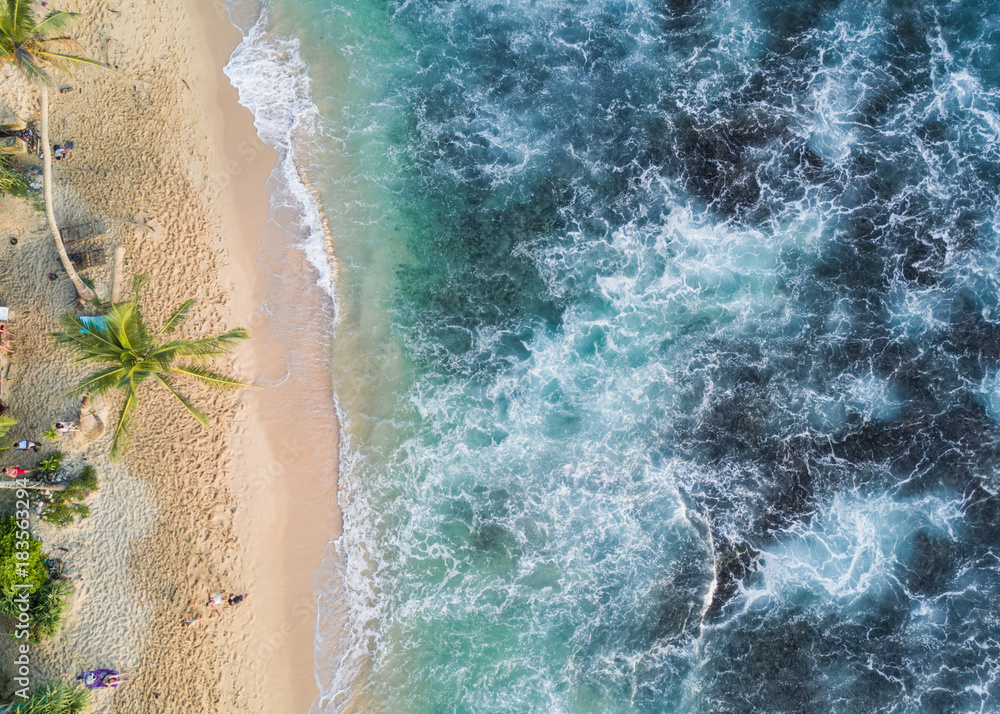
[{"x1": 232, "y1": 0, "x2": 1000, "y2": 711}]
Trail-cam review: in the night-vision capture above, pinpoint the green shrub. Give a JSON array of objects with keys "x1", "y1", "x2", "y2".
[
  {"x1": 0, "y1": 517, "x2": 47, "y2": 594},
  {"x1": 0, "y1": 159, "x2": 28, "y2": 198},
  {"x1": 43, "y1": 428, "x2": 57, "y2": 441},
  {"x1": 38, "y1": 502, "x2": 88, "y2": 529},
  {"x1": 40, "y1": 466, "x2": 98, "y2": 528},
  {"x1": 0, "y1": 518, "x2": 71, "y2": 642},
  {"x1": 27, "y1": 580, "x2": 72, "y2": 641},
  {"x1": 4, "y1": 681, "x2": 90, "y2": 713},
  {"x1": 36, "y1": 453, "x2": 63, "y2": 475},
  {"x1": 0, "y1": 415, "x2": 16, "y2": 454},
  {"x1": 73, "y1": 466, "x2": 98, "y2": 493}
]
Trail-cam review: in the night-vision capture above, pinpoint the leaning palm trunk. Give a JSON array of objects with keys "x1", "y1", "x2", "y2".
[
  {"x1": 40, "y1": 86, "x2": 95, "y2": 303},
  {"x1": 0, "y1": 480, "x2": 68, "y2": 491}
]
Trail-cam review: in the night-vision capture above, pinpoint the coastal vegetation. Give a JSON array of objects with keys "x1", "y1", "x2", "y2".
[
  {"x1": 34, "y1": 453, "x2": 61, "y2": 475},
  {"x1": 0, "y1": 157, "x2": 28, "y2": 198},
  {"x1": 52, "y1": 278, "x2": 250, "y2": 459},
  {"x1": 0, "y1": 517, "x2": 70, "y2": 642},
  {"x1": 0, "y1": 0, "x2": 104, "y2": 303},
  {"x1": 39, "y1": 465, "x2": 98, "y2": 527},
  {"x1": 0, "y1": 681, "x2": 89, "y2": 713},
  {"x1": 0, "y1": 416, "x2": 15, "y2": 454}
]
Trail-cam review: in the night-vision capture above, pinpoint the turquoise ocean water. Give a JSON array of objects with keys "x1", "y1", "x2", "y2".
[{"x1": 226, "y1": 0, "x2": 1000, "y2": 711}]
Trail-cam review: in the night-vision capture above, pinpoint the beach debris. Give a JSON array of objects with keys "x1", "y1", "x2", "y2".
[
  {"x1": 61, "y1": 218, "x2": 107, "y2": 245},
  {"x1": 0, "y1": 121, "x2": 27, "y2": 154},
  {"x1": 67, "y1": 248, "x2": 106, "y2": 270}
]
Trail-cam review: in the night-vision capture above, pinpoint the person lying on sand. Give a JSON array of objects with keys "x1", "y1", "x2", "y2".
[
  {"x1": 206, "y1": 588, "x2": 226, "y2": 616},
  {"x1": 228, "y1": 592, "x2": 249, "y2": 606},
  {"x1": 13, "y1": 440, "x2": 40, "y2": 452},
  {"x1": 4, "y1": 466, "x2": 33, "y2": 478},
  {"x1": 55, "y1": 421, "x2": 79, "y2": 433},
  {"x1": 183, "y1": 617, "x2": 202, "y2": 628},
  {"x1": 78, "y1": 669, "x2": 130, "y2": 689}
]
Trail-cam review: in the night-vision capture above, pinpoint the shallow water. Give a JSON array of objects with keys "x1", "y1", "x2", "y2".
[{"x1": 228, "y1": 0, "x2": 1000, "y2": 711}]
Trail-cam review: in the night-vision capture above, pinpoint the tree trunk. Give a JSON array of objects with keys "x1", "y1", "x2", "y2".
[
  {"x1": 0, "y1": 480, "x2": 68, "y2": 491},
  {"x1": 40, "y1": 85, "x2": 96, "y2": 304}
]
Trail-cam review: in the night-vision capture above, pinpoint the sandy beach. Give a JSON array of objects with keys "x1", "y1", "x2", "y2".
[{"x1": 0, "y1": 0, "x2": 340, "y2": 711}]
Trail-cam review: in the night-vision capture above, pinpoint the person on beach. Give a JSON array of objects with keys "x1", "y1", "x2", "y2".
[
  {"x1": 78, "y1": 669, "x2": 129, "y2": 689},
  {"x1": 183, "y1": 617, "x2": 202, "y2": 628},
  {"x1": 53, "y1": 140, "x2": 74, "y2": 160},
  {"x1": 228, "y1": 592, "x2": 249, "y2": 606},
  {"x1": 0, "y1": 325, "x2": 12, "y2": 355},
  {"x1": 55, "y1": 421, "x2": 79, "y2": 433},
  {"x1": 206, "y1": 588, "x2": 226, "y2": 616},
  {"x1": 13, "y1": 439, "x2": 40, "y2": 452},
  {"x1": 4, "y1": 466, "x2": 33, "y2": 478}
]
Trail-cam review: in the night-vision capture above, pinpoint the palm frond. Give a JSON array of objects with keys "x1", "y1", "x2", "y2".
[
  {"x1": 172, "y1": 364, "x2": 248, "y2": 392},
  {"x1": 31, "y1": 10, "x2": 79, "y2": 37},
  {"x1": 66, "y1": 365, "x2": 125, "y2": 397},
  {"x1": 146, "y1": 329, "x2": 249, "y2": 368},
  {"x1": 171, "y1": 328, "x2": 250, "y2": 358},
  {"x1": 36, "y1": 48, "x2": 106, "y2": 70},
  {"x1": 109, "y1": 388, "x2": 137, "y2": 461},
  {"x1": 115, "y1": 367, "x2": 153, "y2": 392},
  {"x1": 52, "y1": 312, "x2": 120, "y2": 354},
  {"x1": 12, "y1": 45, "x2": 47, "y2": 82},
  {"x1": 154, "y1": 374, "x2": 209, "y2": 426},
  {"x1": 1, "y1": 0, "x2": 35, "y2": 39},
  {"x1": 104, "y1": 301, "x2": 141, "y2": 352},
  {"x1": 5, "y1": 680, "x2": 90, "y2": 713},
  {"x1": 132, "y1": 274, "x2": 150, "y2": 300},
  {"x1": 159, "y1": 299, "x2": 196, "y2": 335}
]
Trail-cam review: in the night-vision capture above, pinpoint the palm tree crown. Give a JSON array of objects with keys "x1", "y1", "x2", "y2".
[
  {"x1": 53, "y1": 283, "x2": 250, "y2": 460},
  {"x1": 0, "y1": 0, "x2": 102, "y2": 82}
]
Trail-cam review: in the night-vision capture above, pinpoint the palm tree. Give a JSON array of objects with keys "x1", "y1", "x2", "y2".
[
  {"x1": 0, "y1": 0, "x2": 103, "y2": 303},
  {"x1": 0, "y1": 682, "x2": 89, "y2": 713},
  {"x1": 52, "y1": 279, "x2": 250, "y2": 460}
]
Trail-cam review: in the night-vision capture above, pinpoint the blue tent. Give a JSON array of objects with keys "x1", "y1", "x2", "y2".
[{"x1": 78, "y1": 315, "x2": 108, "y2": 334}]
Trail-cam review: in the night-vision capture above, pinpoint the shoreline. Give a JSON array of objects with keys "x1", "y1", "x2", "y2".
[
  {"x1": 160, "y1": 0, "x2": 343, "y2": 710},
  {"x1": 187, "y1": 1, "x2": 344, "y2": 710}
]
